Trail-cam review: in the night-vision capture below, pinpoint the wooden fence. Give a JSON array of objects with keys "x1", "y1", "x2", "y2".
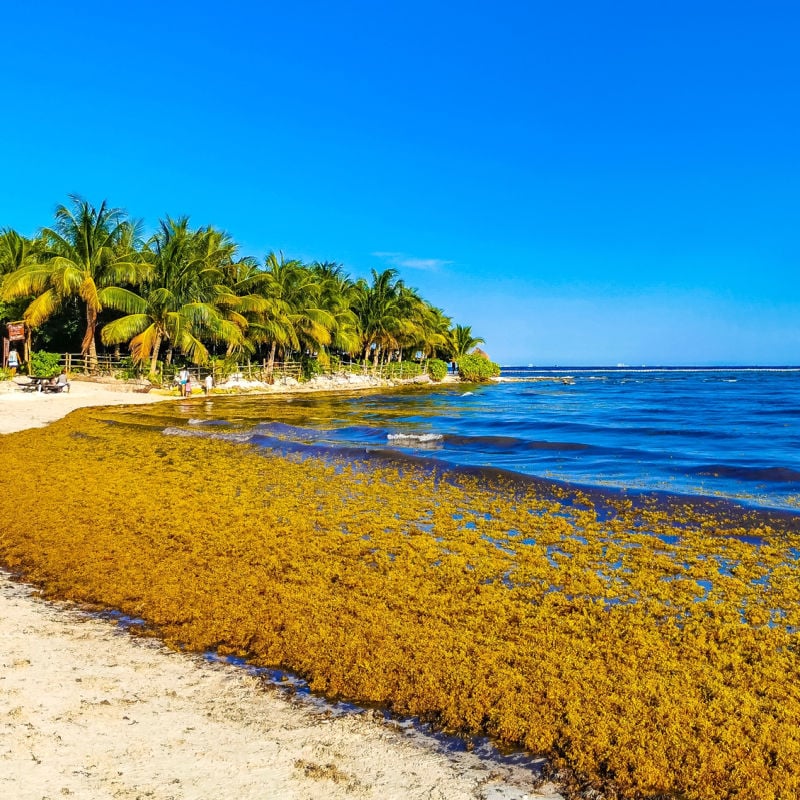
[{"x1": 60, "y1": 354, "x2": 425, "y2": 386}]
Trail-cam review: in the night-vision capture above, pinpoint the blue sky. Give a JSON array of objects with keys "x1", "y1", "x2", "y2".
[{"x1": 1, "y1": 0, "x2": 798, "y2": 365}]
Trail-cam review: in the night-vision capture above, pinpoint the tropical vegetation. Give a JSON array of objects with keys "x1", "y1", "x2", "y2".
[
  {"x1": 426, "y1": 357, "x2": 448, "y2": 381},
  {"x1": 0, "y1": 197, "x2": 487, "y2": 377},
  {"x1": 457, "y1": 352, "x2": 501, "y2": 381}
]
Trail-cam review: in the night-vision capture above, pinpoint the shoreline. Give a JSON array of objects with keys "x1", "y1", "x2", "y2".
[
  {"x1": 0, "y1": 372, "x2": 462, "y2": 435},
  {"x1": 0, "y1": 378, "x2": 563, "y2": 800}
]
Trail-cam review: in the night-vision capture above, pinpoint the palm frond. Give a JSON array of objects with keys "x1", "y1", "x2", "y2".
[
  {"x1": 98, "y1": 286, "x2": 147, "y2": 315},
  {"x1": 1, "y1": 263, "x2": 52, "y2": 300},
  {"x1": 101, "y1": 314, "x2": 152, "y2": 345},
  {"x1": 79, "y1": 276, "x2": 101, "y2": 313},
  {"x1": 129, "y1": 324, "x2": 162, "y2": 364},
  {"x1": 24, "y1": 289, "x2": 61, "y2": 327}
]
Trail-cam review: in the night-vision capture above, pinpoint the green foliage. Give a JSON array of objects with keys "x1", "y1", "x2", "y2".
[
  {"x1": 457, "y1": 354, "x2": 501, "y2": 382},
  {"x1": 448, "y1": 324, "x2": 485, "y2": 359},
  {"x1": 117, "y1": 357, "x2": 144, "y2": 380},
  {"x1": 0, "y1": 367, "x2": 11, "y2": 381},
  {"x1": 2, "y1": 195, "x2": 485, "y2": 373},
  {"x1": 427, "y1": 358, "x2": 448, "y2": 381},
  {"x1": 300, "y1": 355, "x2": 323, "y2": 381},
  {"x1": 29, "y1": 350, "x2": 62, "y2": 378},
  {"x1": 207, "y1": 356, "x2": 240, "y2": 379},
  {"x1": 1, "y1": 196, "x2": 150, "y2": 360},
  {"x1": 31, "y1": 297, "x2": 83, "y2": 352}
]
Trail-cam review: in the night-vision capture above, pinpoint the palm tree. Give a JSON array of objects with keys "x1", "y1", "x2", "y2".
[
  {"x1": 448, "y1": 324, "x2": 485, "y2": 360},
  {"x1": 0, "y1": 229, "x2": 35, "y2": 276},
  {"x1": 1, "y1": 196, "x2": 149, "y2": 364},
  {"x1": 258, "y1": 253, "x2": 338, "y2": 372},
  {"x1": 100, "y1": 217, "x2": 245, "y2": 373},
  {"x1": 220, "y1": 255, "x2": 289, "y2": 364},
  {"x1": 353, "y1": 268, "x2": 407, "y2": 367},
  {"x1": 310, "y1": 261, "x2": 360, "y2": 359},
  {"x1": 408, "y1": 299, "x2": 451, "y2": 360}
]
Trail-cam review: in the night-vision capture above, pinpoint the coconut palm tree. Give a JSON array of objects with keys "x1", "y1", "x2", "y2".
[
  {"x1": 448, "y1": 324, "x2": 485, "y2": 360},
  {"x1": 353, "y1": 268, "x2": 408, "y2": 366},
  {"x1": 309, "y1": 261, "x2": 360, "y2": 359},
  {"x1": 1, "y1": 196, "x2": 149, "y2": 364},
  {"x1": 220, "y1": 255, "x2": 290, "y2": 364},
  {"x1": 100, "y1": 217, "x2": 245, "y2": 373},
  {"x1": 0, "y1": 229, "x2": 35, "y2": 275},
  {"x1": 258, "y1": 252, "x2": 338, "y2": 371},
  {"x1": 409, "y1": 300, "x2": 451, "y2": 360}
]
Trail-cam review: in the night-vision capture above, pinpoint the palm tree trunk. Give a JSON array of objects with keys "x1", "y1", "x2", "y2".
[
  {"x1": 149, "y1": 332, "x2": 163, "y2": 376},
  {"x1": 267, "y1": 341, "x2": 277, "y2": 382},
  {"x1": 82, "y1": 307, "x2": 98, "y2": 369}
]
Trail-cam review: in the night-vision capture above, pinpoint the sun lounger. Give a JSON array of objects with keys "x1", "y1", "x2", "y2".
[
  {"x1": 42, "y1": 379, "x2": 70, "y2": 393},
  {"x1": 15, "y1": 377, "x2": 48, "y2": 392}
]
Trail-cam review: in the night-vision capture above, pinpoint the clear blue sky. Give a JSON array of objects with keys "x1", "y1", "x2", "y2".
[{"x1": 1, "y1": 0, "x2": 798, "y2": 365}]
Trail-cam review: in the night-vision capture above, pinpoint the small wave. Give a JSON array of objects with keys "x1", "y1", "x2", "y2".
[
  {"x1": 387, "y1": 433, "x2": 444, "y2": 443},
  {"x1": 187, "y1": 418, "x2": 204, "y2": 425},
  {"x1": 163, "y1": 426, "x2": 254, "y2": 443},
  {"x1": 461, "y1": 391, "x2": 474, "y2": 396}
]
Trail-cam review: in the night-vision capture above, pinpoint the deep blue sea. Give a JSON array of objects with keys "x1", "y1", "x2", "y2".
[{"x1": 146, "y1": 367, "x2": 800, "y2": 514}]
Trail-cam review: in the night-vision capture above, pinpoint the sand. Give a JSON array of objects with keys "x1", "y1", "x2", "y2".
[
  {"x1": 0, "y1": 378, "x2": 176, "y2": 435},
  {"x1": 0, "y1": 379, "x2": 564, "y2": 800}
]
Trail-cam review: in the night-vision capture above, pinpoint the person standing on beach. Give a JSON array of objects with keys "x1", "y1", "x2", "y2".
[
  {"x1": 204, "y1": 373, "x2": 213, "y2": 396},
  {"x1": 179, "y1": 366, "x2": 190, "y2": 397},
  {"x1": 7, "y1": 349, "x2": 20, "y2": 377}
]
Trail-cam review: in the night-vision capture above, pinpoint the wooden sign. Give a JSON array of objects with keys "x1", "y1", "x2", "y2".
[{"x1": 6, "y1": 322, "x2": 25, "y2": 341}]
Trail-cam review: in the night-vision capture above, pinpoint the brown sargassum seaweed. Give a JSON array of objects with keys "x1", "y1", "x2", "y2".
[{"x1": 1, "y1": 407, "x2": 799, "y2": 800}]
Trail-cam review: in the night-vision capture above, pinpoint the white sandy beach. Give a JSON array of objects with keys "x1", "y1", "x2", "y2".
[{"x1": 0, "y1": 380, "x2": 563, "y2": 800}]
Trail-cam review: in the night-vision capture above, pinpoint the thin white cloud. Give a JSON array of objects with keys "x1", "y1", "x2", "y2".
[{"x1": 372, "y1": 251, "x2": 453, "y2": 272}]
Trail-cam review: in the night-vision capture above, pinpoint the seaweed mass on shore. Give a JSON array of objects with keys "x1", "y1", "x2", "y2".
[{"x1": 2, "y1": 404, "x2": 800, "y2": 800}]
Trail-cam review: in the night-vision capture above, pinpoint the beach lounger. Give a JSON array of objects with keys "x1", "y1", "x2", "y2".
[{"x1": 42, "y1": 379, "x2": 70, "y2": 393}]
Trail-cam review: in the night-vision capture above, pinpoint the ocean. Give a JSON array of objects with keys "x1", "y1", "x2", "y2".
[{"x1": 123, "y1": 366, "x2": 800, "y2": 515}]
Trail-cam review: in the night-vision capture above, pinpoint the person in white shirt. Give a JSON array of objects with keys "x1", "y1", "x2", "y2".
[{"x1": 7, "y1": 349, "x2": 20, "y2": 377}]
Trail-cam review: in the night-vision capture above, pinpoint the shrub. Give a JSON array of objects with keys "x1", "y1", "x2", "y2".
[
  {"x1": 456, "y1": 354, "x2": 500, "y2": 382},
  {"x1": 117, "y1": 357, "x2": 144, "y2": 381},
  {"x1": 207, "y1": 357, "x2": 240, "y2": 381},
  {"x1": 427, "y1": 358, "x2": 448, "y2": 382},
  {"x1": 301, "y1": 356, "x2": 323, "y2": 381},
  {"x1": 29, "y1": 350, "x2": 62, "y2": 378}
]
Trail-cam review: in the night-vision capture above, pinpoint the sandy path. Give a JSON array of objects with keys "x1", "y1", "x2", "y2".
[{"x1": 0, "y1": 381, "x2": 563, "y2": 800}]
